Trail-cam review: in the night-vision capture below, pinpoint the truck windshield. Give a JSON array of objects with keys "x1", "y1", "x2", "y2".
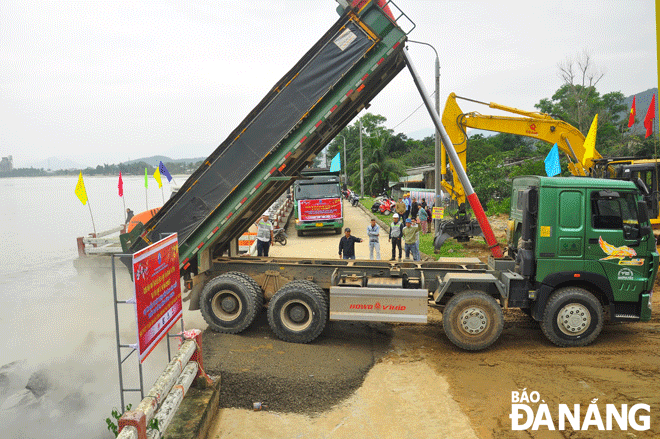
[{"x1": 296, "y1": 183, "x2": 341, "y2": 200}]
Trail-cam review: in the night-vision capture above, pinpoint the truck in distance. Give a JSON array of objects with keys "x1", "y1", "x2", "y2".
[{"x1": 293, "y1": 169, "x2": 344, "y2": 236}]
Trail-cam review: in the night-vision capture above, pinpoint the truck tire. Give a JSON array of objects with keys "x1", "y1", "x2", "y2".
[
  {"x1": 335, "y1": 227, "x2": 342, "y2": 234},
  {"x1": 541, "y1": 287, "x2": 603, "y2": 347},
  {"x1": 200, "y1": 274, "x2": 262, "y2": 334},
  {"x1": 223, "y1": 271, "x2": 264, "y2": 300},
  {"x1": 267, "y1": 280, "x2": 328, "y2": 343},
  {"x1": 297, "y1": 230, "x2": 303, "y2": 237},
  {"x1": 442, "y1": 290, "x2": 504, "y2": 351}
]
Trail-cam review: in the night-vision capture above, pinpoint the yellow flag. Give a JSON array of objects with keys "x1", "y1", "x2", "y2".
[
  {"x1": 75, "y1": 172, "x2": 88, "y2": 205},
  {"x1": 154, "y1": 167, "x2": 163, "y2": 188},
  {"x1": 582, "y1": 114, "x2": 598, "y2": 169}
]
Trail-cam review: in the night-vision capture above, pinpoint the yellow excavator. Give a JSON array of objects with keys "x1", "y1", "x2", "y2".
[{"x1": 437, "y1": 92, "x2": 658, "y2": 248}]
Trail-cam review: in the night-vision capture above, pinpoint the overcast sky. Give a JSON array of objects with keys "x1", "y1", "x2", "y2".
[{"x1": 1, "y1": 0, "x2": 657, "y2": 168}]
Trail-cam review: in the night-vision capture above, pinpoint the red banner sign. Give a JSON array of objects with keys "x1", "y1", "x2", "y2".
[
  {"x1": 298, "y1": 198, "x2": 342, "y2": 221},
  {"x1": 132, "y1": 233, "x2": 182, "y2": 363}
]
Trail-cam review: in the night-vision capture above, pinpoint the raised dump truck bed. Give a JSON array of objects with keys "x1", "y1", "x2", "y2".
[{"x1": 122, "y1": 1, "x2": 409, "y2": 278}]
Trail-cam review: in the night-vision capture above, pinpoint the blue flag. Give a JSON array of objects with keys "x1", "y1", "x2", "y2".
[
  {"x1": 159, "y1": 161, "x2": 173, "y2": 182},
  {"x1": 544, "y1": 143, "x2": 561, "y2": 177},
  {"x1": 329, "y1": 152, "x2": 341, "y2": 172}
]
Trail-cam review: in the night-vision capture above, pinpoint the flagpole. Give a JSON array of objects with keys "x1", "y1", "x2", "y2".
[
  {"x1": 122, "y1": 196, "x2": 127, "y2": 223},
  {"x1": 87, "y1": 200, "x2": 97, "y2": 236},
  {"x1": 161, "y1": 186, "x2": 165, "y2": 204},
  {"x1": 145, "y1": 167, "x2": 148, "y2": 211}
]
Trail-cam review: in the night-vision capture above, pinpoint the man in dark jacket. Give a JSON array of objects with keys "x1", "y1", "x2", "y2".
[
  {"x1": 339, "y1": 228, "x2": 363, "y2": 259},
  {"x1": 125, "y1": 208, "x2": 134, "y2": 224},
  {"x1": 410, "y1": 197, "x2": 419, "y2": 220}
]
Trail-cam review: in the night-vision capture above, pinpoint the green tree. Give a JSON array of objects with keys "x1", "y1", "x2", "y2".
[
  {"x1": 359, "y1": 135, "x2": 405, "y2": 195},
  {"x1": 534, "y1": 52, "x2": 626, "y2": 152}
]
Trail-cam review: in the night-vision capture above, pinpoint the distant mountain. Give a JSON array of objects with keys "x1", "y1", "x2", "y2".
[
  {"x1": 30, "y1": 156, "x2": 83, "y2": 171},
  {"x1": 122, "y1": 155, "x2": 206, "y2": 167},
  {"x1": 620, "y1": 88, "x2": 658, "y2": 135}
]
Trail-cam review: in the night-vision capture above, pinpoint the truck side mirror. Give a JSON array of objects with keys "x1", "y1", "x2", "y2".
[{"x1": 638, "y1": 200, "x2": 650, "y2": 224}]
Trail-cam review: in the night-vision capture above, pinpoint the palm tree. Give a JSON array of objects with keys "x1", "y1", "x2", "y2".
[{"x1": 355, "y1": 135, "x2": 404, "y2": 196}]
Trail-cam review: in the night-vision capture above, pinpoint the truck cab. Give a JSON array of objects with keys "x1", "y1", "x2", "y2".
[
  {"x1": 293, "y1": 170, "x2": 344, "y2": 236},
  {"x1": 508, "y1": 176, "x2": 658, "y2": 345}
]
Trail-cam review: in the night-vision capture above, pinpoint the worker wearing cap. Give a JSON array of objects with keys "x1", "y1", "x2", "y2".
[
  {"x1": 402, "y1": 218, "x2": 420, "y2": 261},
  {"x1": 255, "y1": 212, "x2": 274, "y2": 257},
  {"x1": 338, "y1": 228, "x2": 363, "y2": 260},
  {"x1": 388, "y1": 213, "x2": 404, "y2": 261}
]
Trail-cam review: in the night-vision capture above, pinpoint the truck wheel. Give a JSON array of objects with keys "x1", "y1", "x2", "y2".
[
  {"x1": 335, "y1": 227, "x2": 342, "y2": 234},
  {"x1": 297, "y1": 230, "x2": 303, "y2": 237},
  {"x1": 267, "y1": 280, "x2": 328, "y2": 343},
  {"x1": 200, "y1": 274, "x2": 261, "y2": 334},
  {"x1": 223, "y1": 271, "x2": 264, "y2": 300},
  {"x1": 541, "y1": 287, "x2": 603, "y2": 347},
  {"x1": 442, "y1": 290, "x2": 503, "y2": 351}
]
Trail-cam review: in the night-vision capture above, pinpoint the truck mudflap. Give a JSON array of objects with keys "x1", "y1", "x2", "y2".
[{"x1": 329, "y1": 286, "x2": 428, "y2": 323}]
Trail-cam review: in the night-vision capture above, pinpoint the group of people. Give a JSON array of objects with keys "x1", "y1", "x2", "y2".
[
  {"x1": 394, "y1": 194, "x2": 432, "y2": 235},
  {"x1": 338, "y1": 213, "x2": 424, "y2": 262}
]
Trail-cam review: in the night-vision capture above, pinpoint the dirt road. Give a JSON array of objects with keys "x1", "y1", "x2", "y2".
[{"x1": 204, "y1": 199, "x2": 660, "y2": 438}]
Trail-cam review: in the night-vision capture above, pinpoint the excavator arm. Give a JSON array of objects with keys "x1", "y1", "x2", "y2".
[{"x1": 440, "y1": 92, "x2": 599, "y2": 204}]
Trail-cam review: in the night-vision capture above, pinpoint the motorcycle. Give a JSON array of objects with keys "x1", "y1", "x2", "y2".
[
  {"x1": 350, "y1": 191, "x2": 360, "y2": 207},
  {"x1": 378, "y1": 197, "x2": 396, "y2": 215},
  {"x1": 273, "y1": 227, "x2": 287, "y2": 246}
]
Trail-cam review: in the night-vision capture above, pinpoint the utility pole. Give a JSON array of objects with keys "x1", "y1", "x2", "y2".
[
  {"x1": 337, "y1": 134, "x2": 347, "y2": 186},
  {"x1": 408, "y1": 39, "x2": 441, "y2": 231},
  {"x1": 359, "y1": 118, "x2": 364, "y2": 198}
]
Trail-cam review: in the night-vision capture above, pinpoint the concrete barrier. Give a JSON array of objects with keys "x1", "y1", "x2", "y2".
[{"x1": 117, "y1": 333, "x2": 213, "y2": 439}]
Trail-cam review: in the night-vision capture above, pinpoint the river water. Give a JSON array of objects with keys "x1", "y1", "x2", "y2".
[{"x1": 0, "y1": 175, "x2": 202, "y2": 438}]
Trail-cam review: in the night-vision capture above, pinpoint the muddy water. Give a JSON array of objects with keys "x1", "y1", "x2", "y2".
[{"x1": 0, "y1": 176, "x2": 203, "y2": 439}]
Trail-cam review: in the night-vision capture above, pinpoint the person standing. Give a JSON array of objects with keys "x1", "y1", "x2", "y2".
[
  {"x1": 366, "y1": 218, "x2": 381, "y2": 260},
  {"x1": 420, "y1": 198, "x2": 427, "y2": 210},
  {"x1": 403, "y1": 193, "x2": 411, "y2": 220},
  {"x1": 255, "y1": 212, "x2": 274, "y2": 257},
  {"x1": 413, "y1": 218, "x2": 422, "y2": 261},
  {"x1": 388, "y1": 213, "x2": 404, "y2": 261},
  {"x1": 338, "y1": 228, "x2": 363, "y2": 260},
  {"x1": 395, "y1": 197, "x2": 406, "y2": 222},
  {"x1": 125, "y1": 208, "x2": 134, "y2": 224},
  {"x1": 426, "y1": 205, "x2": 433, "y2": 233},
  {"x1": 410, "y1": 197, "x2": 419, "y2": 220},
  {"x1": 418, "y1": 204, "x2": 428, "y2": 234},
  {"x1": 403, "y1": 218, "x2": 420, "y2": 261}
]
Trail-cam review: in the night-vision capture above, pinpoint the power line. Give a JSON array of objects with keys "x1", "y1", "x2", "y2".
[{"x1": 391, "y1": 90, "x2": 436, "y2": 131}]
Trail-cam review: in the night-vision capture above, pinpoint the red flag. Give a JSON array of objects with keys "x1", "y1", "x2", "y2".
[
  {"x1": 118, "y1": 172, "x2": 124, "y2": 197},
  {"x1": 628, "y1": 96, "x2": 636, "y2": 128},
  {"x1": 644, "y1": 94, "x2": 656, "y2": 138}
]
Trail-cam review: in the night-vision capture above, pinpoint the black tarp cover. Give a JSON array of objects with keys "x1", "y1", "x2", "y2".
[{"x1": 144, "y1": 20, "x2": 374, "y2": 246}]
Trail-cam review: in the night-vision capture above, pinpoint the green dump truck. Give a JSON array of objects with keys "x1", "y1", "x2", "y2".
[{"x1": 121, "y1": 1, "x2": 657, "y2": 351}]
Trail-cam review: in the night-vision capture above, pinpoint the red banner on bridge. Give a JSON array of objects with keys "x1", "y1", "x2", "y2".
[
  {"x1": 132, "y1": 233, "x2": 182, "y2": 363},
  {"x1": 298, "y1": 198, "x2": 342, "y2": 221}
]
